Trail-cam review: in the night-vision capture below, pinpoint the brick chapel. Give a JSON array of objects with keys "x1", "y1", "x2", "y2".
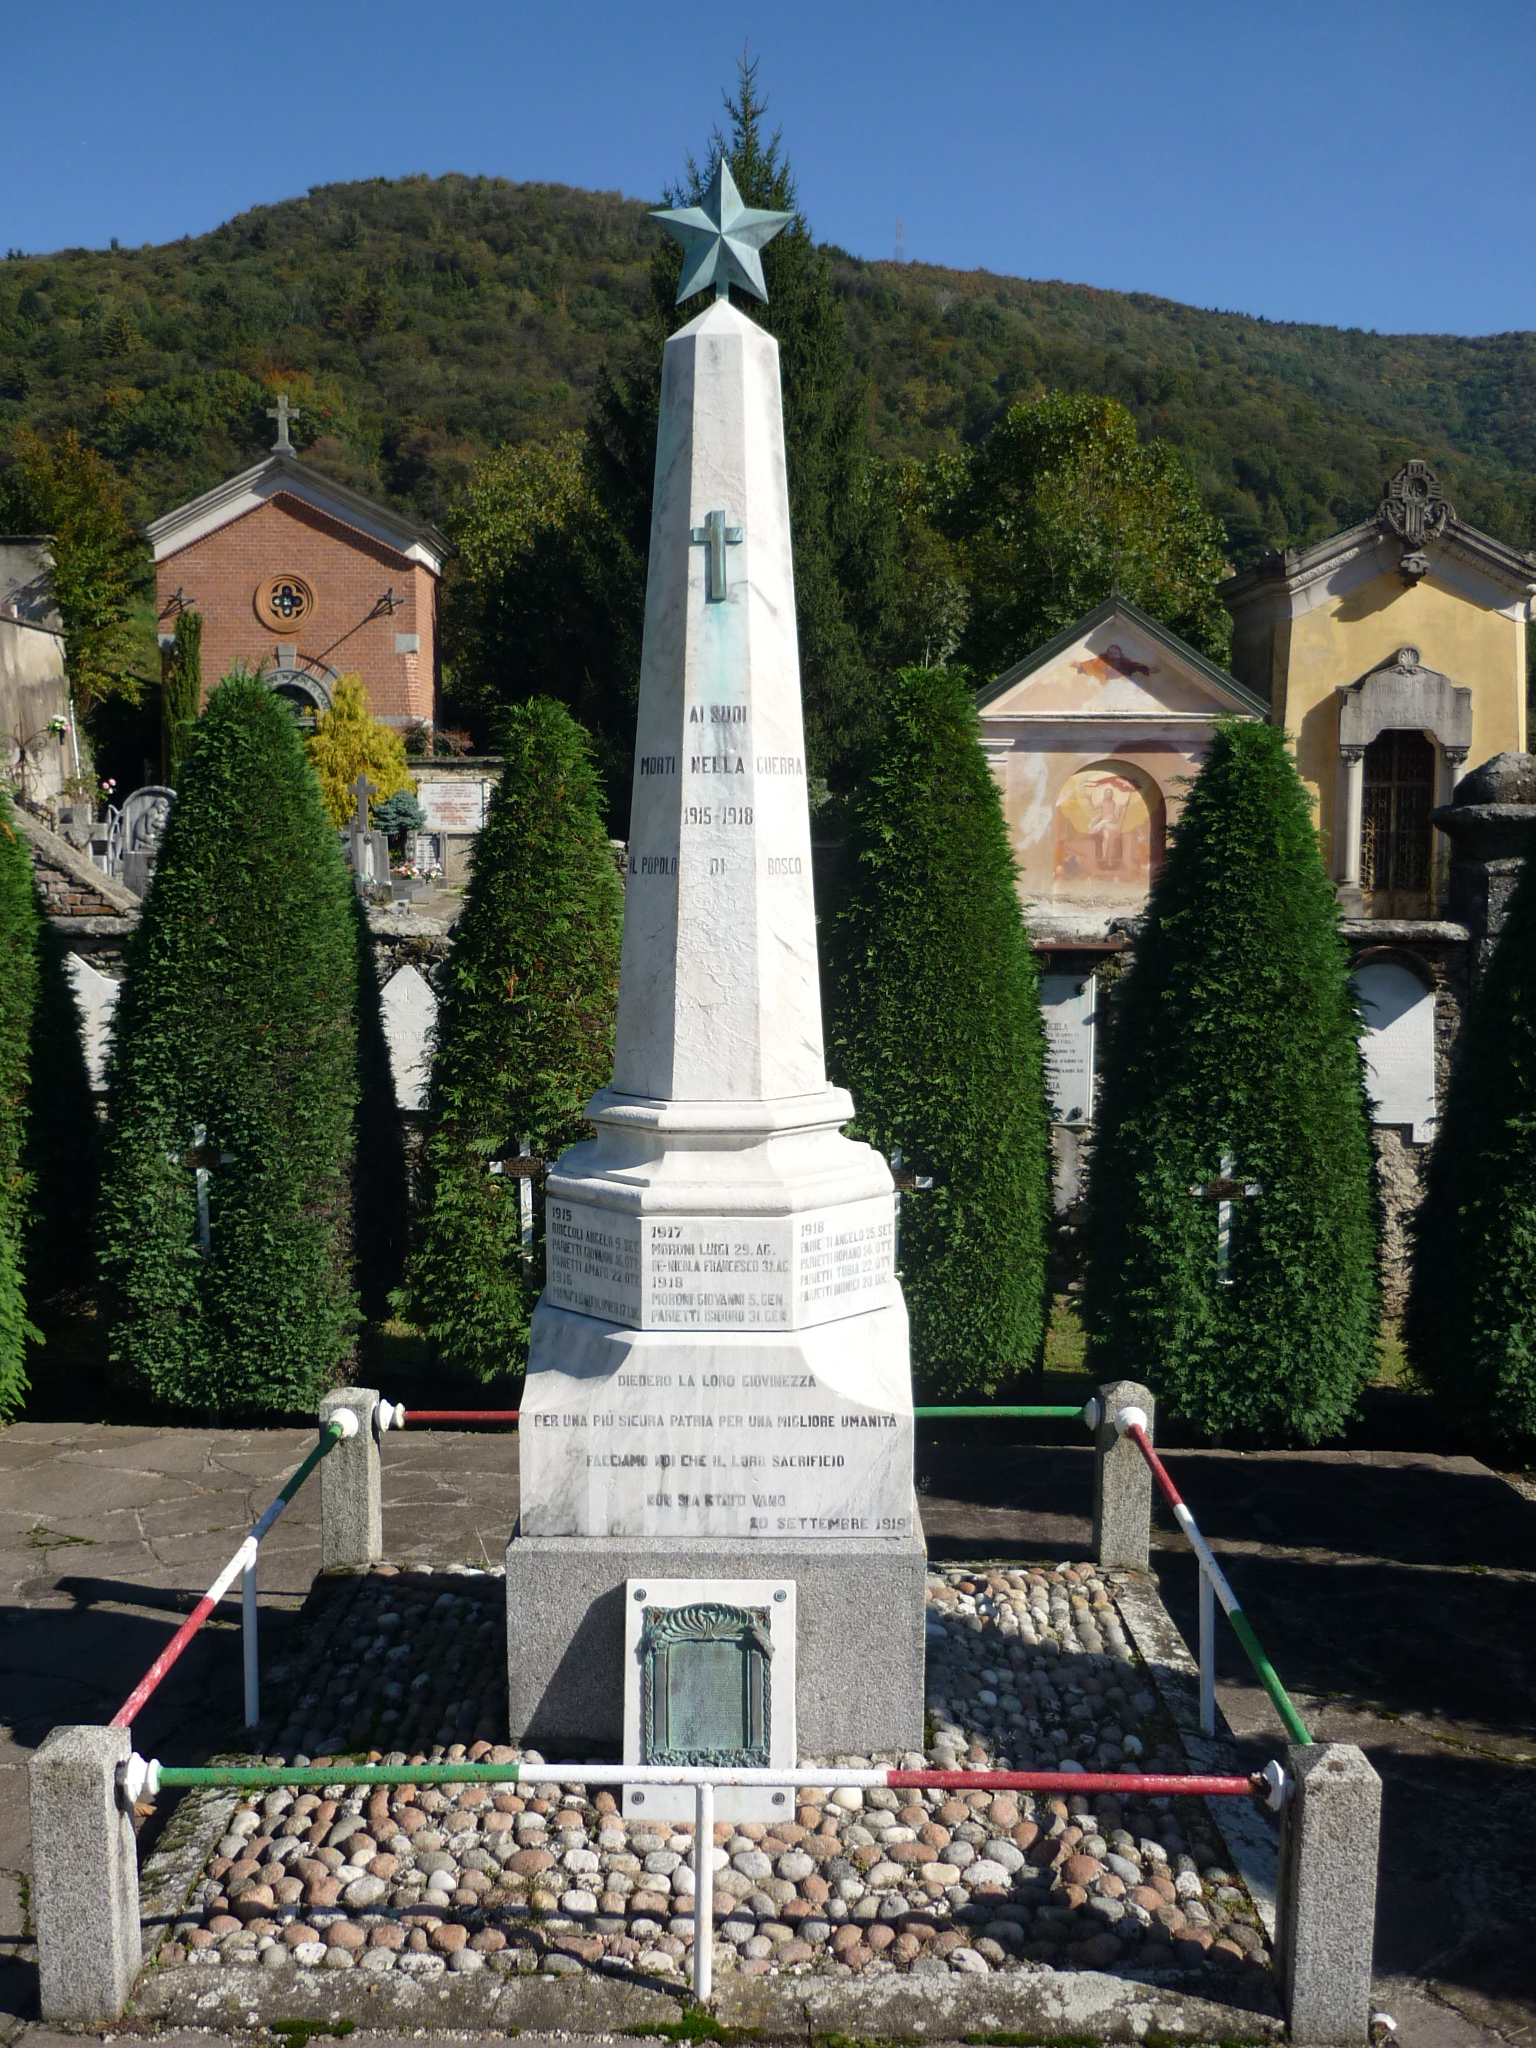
[{"x1": 146, "y1": 397, "x2": 451, "y2": 730}]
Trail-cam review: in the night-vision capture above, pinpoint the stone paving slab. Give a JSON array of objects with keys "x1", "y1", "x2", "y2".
[{"x1": 2, "y1": 1420, "x2": 1534, "y2": 2046}]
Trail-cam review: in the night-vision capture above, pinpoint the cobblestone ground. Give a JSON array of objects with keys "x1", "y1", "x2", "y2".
[{"x1": 147, "y1": 1561, "x2": 1271, "y2": 1993}]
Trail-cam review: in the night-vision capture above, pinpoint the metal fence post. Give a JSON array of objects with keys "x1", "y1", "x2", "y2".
[
  {"x1": 1198, "y1": 1563, "x2": 1216, "y2": 1735},
  {"x1": 29, "y1": 1725, "x2": 141, "y2": 2022},
  {"x1": 693, "y1": 1779, "x2": 714, "y2": 1999},
  {"x1": 319, "y1": 1387, "x2": 382, "y2": 1571},
  {"x1": 1275, "y1": 1742, "x2": 1381, "y2": 2043},
  {"x1": 1091, "y1": 1378, "x2": 1155, "y2": 1570}
]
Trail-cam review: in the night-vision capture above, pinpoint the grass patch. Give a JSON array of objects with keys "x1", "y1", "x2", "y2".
[
  {"x1": 634, "y1": 2018, "x2": 757, "y2": 2044},
  {"x1": 26, "y1": 1524, "x2": 94, "y2": 1549},
  {"x1": 269, "y1": 2023, "x2": 356, "y2": 2047},
  {"x1": 1042, "y1": 1294, "x2": 1088, "y2": 1376}
]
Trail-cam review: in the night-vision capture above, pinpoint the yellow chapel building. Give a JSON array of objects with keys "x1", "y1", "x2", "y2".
[{"x1": 1220, "y1": 459, "x2": 1536, "y2": 917}]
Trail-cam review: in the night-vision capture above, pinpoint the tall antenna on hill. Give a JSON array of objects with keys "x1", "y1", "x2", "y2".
[{"x1": 894, "y1": 219, "x2": 905, "y2": 264}]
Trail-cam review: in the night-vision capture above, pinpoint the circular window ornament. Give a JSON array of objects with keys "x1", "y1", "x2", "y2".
[{"x1": 255, "y1": 572, "x2": 315, "y2": 629}]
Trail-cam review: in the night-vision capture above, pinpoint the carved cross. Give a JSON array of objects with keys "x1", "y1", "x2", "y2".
[
  {"x1": 169, "y1": 1122, "x2": 233, "y2": 1257},
  {"x1": 350, "y1": 772, "x2": 376, "y2": 835},
  {"x1": 690, "y1": 509, "x2": 743, "y2": 602},
  {"x1": 267, "y1": 393, "x2": 298, "y2": 453},
  {"x1": 1189, "y1": 1151, "x2": 1262, "y2": 1286}
]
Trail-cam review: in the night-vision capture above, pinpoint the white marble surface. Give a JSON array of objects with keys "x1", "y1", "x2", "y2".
[
  {"x1": 380, "y1": 963, "x2": 437, "y2": 1111},
  {"x1": 65, "y1": 951, "x2": 120, "y2": 1091},
  {"x1": 1354, "y1": 958, "x2": 1436, "y2": 1142},
  {"x1": 523, "y1": 297, "x2": 913, "y2": 1551},
  {"x1": 521, "y1": 1300, "x2": 914, "y2": 1542},
  {"x1": 622, "y1": 1576, "x2": 796, "y2": 1822},
  {"x1": 1040, "y1": 971, "x2": 1096, "y2": 1125}
]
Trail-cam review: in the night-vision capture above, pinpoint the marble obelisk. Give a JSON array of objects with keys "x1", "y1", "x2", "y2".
[{"x1": 505, "y1": 174, "x2": 923, "y2": 1755}]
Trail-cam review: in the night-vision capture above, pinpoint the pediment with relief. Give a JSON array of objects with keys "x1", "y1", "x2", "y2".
[{"x1": 978, "y1": 599, "x2": 1265, "y2": 723}]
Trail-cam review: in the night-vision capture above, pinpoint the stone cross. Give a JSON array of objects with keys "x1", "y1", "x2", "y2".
[
  {"x1": 889, "y1": 1145, "x2": 934, "y2": 1268},
  {"x1": 690, "y1": 509, "x2": 743, "y2": 602},
  {"x1": 489, "y1": 1141, "x2": 545, "y2": 1262},
  {"x1": 172, "y1": 1123, "x2": 231, "y2": 1257},
  {"x1": 350, "y1": 772, "x2": 376, "y2": 831},
  {"x1": 1189, "y1": 1151, "x2": 1262, "y2": 1286},
  {"x1": 267, "y1": 393, "x2": 297, "y2": 453}
]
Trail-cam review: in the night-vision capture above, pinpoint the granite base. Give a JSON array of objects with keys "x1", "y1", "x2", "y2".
[{"x1": 504, "y1": 1529, "x2": 927, "y2": 1756}]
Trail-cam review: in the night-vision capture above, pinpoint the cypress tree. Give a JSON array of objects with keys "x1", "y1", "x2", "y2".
[
  {"x1": 0, "y1": 789, "x2": 41, "y2": 1415},
  {"x1": 1407, "y1": 846, "x2": 1536, "y2": 1433},
  {"x1": 162, "y1": 607, "x2": 202, "y2": 784},
  {"x1": 1084, "y1": 721, "x2": 1379, "y2": 1442},
  {"x1": 399, "y1": 698, "x2": 623, "y2": 1379},
  {"x1": 824, "y1": 666, "x2": 1052, "y2": 1397},
  {"x1": 23, "y1": 918, "x2": 102, "y2": 1314},
  {"x1": 98, "y1": 672, "x2": 360, "y2": 1412}
]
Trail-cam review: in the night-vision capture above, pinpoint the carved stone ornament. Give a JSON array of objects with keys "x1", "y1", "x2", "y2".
[
  {"x1": 1377, "y1": 461, "x2": 1454, "y2": 583},
  {"x1": 639, "y1": 1601, "x2": 772, "y2": 1768}
]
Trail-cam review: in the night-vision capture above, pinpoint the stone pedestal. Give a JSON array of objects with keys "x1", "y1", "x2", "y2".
[
  {"x1": 507, "y1": 295, "x2": 921, "y2": 1757},
  {"x1": 1434, "y1": 751, "x2": 1536, "y2": 979},
  {"x1": 505, "y1": 1532, "x2": 926, "y2": 1755}
]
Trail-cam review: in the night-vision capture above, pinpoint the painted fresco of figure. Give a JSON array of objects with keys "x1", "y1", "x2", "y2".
[{"x1": 1053, "y1": 764, "x2": 1163, "y2": 904}]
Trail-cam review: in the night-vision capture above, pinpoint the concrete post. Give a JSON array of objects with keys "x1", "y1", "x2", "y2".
[
  {"x1": 1092, "y1": 1378, "x2": 1155, "y2": 1571},
  {"x1": 29, "y1": 1724, "x2": 141, "y2": 2022},
  {"x1": 1275, "y1": 1742, "x2": 1381, "y2": 2045},
  {"x1": 320, "y1": 1385, "x2": 382, "y2": 1571}
]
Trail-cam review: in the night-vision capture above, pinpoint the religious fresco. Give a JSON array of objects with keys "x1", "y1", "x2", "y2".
[{"x1": 1052, "y1": 763, "x2": 1163, "y2": 901}]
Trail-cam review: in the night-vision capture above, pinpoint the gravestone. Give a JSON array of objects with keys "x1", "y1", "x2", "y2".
[
  {"x1": 1353, "y1": 960, "x2": 1436, "y2": 1142},
  {"x1": 343, "y1": 772, "x2": 390, "y2": 892},
  {"x1": 112, "y1": 785, "x2": 175, "y2": 898},
  {"x1": 379, "y1": 964, "x2": 437, "y2": 1111},
  {"x1": 64, "y1": 953, "x2": 120, "y2": 1090},
  {"x1": 1434, "y1": 751, "x2": 1536, "y2": 979},
  {"x1": 1040, "y1": 972, "x2": 1095, "y2": 1123},
  {"x1": 506, "y1": 170, "x2": 923, "y2": 1758}
]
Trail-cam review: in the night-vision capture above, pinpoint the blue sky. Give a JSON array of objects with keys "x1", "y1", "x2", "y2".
[{"x1": 6, "y1": 1, "x2": 1533, "y2": 337}]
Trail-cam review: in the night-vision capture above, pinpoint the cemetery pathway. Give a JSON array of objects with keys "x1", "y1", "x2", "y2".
[{"x1": 0, "y1": 1419, "x2": 1531, "y2": 2048}]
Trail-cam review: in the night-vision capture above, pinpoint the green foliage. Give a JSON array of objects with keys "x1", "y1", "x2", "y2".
[
  {"x1": 0, "y1": 174, "x2": 1533, "y2": 562},
  {"x1": 941, "y1": 393, "x2": 1233, "y2": 674},
  {"x1": 824, "y1": 667, "x2": 1052, "y2": 1396},
  {"x1": 98, "y1": 671, "x2": 360, "y2": 1412},
  {"x1": 0, "y1": 429, "x2": 150, "y2": 713},
  {"x1": 1083, "y1": 722, "x2": 1379, "y2": 1442},
  {"x1": 372, "y1": 788, "x2": 426, "y2": 839},
  {"x1": 0, "y1": 789, "x2": 41, "y2": 1414},
  {"x1": 161, "y1": 606, "x2": 202, "y2": 783},
  {"x1": 305, "y1": 675, "x2": 414, "y2": 828},
  {"x1": 399, "y1": 698, "x2": 622, "y2": 1379},
  {"x1": 1406, "y1": 841, "x2": 1536, "y2": 1435},
  {"x1": 23, "y1": 917, "x2": 102, "y2": 1313}
]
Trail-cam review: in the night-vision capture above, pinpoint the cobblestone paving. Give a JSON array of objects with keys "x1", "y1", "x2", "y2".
[{"x1": 147, "y1": 1561, "x2": 1271, "y2": 1994}]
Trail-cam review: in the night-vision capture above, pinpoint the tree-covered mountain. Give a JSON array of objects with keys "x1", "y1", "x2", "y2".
[{"x1": 3, "y1": 171, "x2": 1535, "y2": 565}]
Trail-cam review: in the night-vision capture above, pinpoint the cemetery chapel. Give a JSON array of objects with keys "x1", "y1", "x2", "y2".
[
  {"x1": 145, "y1": 395, "x2": 452, "y2": 732},
  {"x1": 982, "y1": 458, "x2": 1536, "y2": 1299}
]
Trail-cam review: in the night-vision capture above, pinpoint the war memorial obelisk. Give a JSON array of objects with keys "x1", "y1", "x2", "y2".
[{"x1": 505, "y1": 164, "x2": 924, "y2": 1755}]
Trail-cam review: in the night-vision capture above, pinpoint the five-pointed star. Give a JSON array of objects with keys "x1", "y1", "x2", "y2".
[{"x1": 652, "y1": 160, "x2": 794, "y2": 306}]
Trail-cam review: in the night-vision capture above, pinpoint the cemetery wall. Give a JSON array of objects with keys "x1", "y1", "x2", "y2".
[{"x1": 1035, "y1": 923, "x2": 1471, "y2": 1320}]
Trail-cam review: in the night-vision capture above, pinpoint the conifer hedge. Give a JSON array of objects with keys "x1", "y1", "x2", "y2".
[
  {"x1": 1407, "y1": 848, "x2": 1536, "y2": 1434},
  {"x1": 824, "y1": 666, "x2": 1051, "y2": 1396},
  {"x1": 98, "y1": 672, "x2": 360, "y2": 1412},
  {"x1": 1084, "y1": 721, "x2": 1379, "y2": 1441},
  {"x1": 0, "y1": 789, "x2": 41, "y2": 1415},
  {"x1": 400, "y1": 698, "x2": 623, "y2": 1379},
  {"x1": 162, "y1": 607, "x2": 202, "y2": 785}
]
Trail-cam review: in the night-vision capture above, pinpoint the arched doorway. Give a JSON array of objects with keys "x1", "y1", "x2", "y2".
[
  {"x1": 1361, "y1": 729, "x2": 1435, "y2": 916},
  {"x1": 265, "y1": 664, "x2": 335, "y2": 729}
]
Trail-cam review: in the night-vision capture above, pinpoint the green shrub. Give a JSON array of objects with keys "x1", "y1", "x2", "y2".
[
  {"x1": 23, "y1": 918, "x2": 102, "y2": 1313},
  {"x1": 98, "y1": 671, "x2": 360, "y2": 1411},
  {"x1": 399, "y1": 698, "x2": 623, "y2": 1379},
  {"x1": 823, "y1": 666, "x2": 1052, "y2": 1396},
  {"x1": 162, "y1": 607, "x2": 202, "y2": 784},
  {"x1": 0, "y1": 789, "x2": 41, "y2": 1414},
  {"x1": 1084, "y1": 721, "x2": 1379, "y2": 1441},
  {"x1": 1407, "y1": 840, "x2": 1536, "y2": 1433}
]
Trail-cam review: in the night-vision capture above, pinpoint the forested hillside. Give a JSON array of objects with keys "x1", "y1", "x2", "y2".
[{"x1": 3, "y1": 172, "x2": 1536, "y2": 565}]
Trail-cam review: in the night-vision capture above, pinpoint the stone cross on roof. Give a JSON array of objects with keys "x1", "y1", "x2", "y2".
[{"x1": 267, "y1": 393, "x2": 298, "y2": 454}]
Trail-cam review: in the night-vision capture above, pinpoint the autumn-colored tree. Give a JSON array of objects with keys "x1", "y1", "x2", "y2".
[{"x1": 305, "y1": 675, "x2": 414, "y2": 828}]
